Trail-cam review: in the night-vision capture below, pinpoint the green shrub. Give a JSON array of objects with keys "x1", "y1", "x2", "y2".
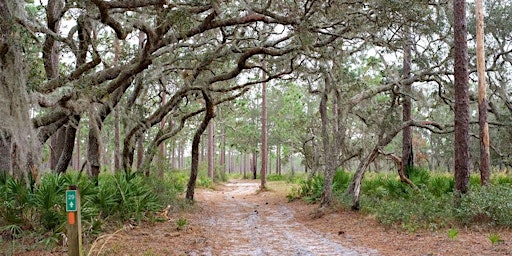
[
  {"x1": 469, "y1": 175, "x2": 481, "y2": 186},
  {"x1": 332, "y1": 170, "x2": 351, "y2": 193},
  {"x1": 408, "y1": 167, "x2": 431, "y2": 186},
  {"x1": 287, "y1": 174, "x2": 324, "y2": 203},
  {"x1": 493, "y1": 173, "x2": 512, "y2": 185},
  {"x1": 455, "y1": 185, "x2": 512, "y2": 226},
  {"x1": 427, "y1": 175, "x2": 454, "y2": 197},
  {"x1": 197, "y1": 176, "x2": 212, "y2": 188},
  {"x1": 267, "y1": 174, "x2": 286, "y2": 181}
]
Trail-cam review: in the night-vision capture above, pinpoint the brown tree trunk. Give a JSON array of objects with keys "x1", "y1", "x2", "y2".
[
  {"x1": 453, "y1": 0, "x2": 470, "y2": 195},
  {"x1": 88, "y1": 112, "x2": 102, "y2": 183},
  {"x1": 476, "y1": 0, "x2": 490, "y2": 186},
  {"x1": 186, "y1": 91, "x2": 215, "y2": 201},
  {"x1": 401, "y1": 27, "x2": 414, "y2": 179},
  {"x1": 137, "y1": 135, "x2": 144, "y2": 170},
  {"x1": 252, "y1": 151, "x2": 258, "y2": 179},
  {"x1": 319, "y1": 72, "x2": 341, "y2": 207},
  {"x1": 220, "y1": 123, "x2": 226, "y2": 173},
  {"x1": 50, "y1": 128, "x2": 67, "y2": 170},
  {"x1": 243, "y1": 152, "x2": 247, "y2": 179},
  {"x1": 55, "y1": 116, "x2": 80, "y2": 173},
  {"x1": 260, "y1": 73, "x2": 268, "y2": 189},
  {"x1": 113, "y1": 37, "x2": 121, "y2": 172},
  {"x1": 276, "y1": 144, "x2": 281, "y2": 175},
  {"x1": 208, "y1": 120, "x2": 215, "y2": 179},
  {"x1": 348, "y1": 149, "x2": 379, "y2": 210},
  {"x1": 157, "y1": 92, "x2": 167, "y2": 178},
  {"x1": 179, "y1": 140, "x2": 185, "y2": 169}
]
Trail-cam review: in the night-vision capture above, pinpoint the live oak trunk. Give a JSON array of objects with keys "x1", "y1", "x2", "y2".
[
  {"x1": 55, "y1": 116, "x2": 80, "y2": 173},
  {"x1": 453, "y1": 0, "x2": 470, "y2": 195},
  {"x1": 186, "y1": 91, "x2": 215, "y2": 201},
  {"x1": 0, "y1": 0, "x2": 41, "y2": 183},
  {"x1": 113, "y1": 37, "x2": 121, "y2": 172}
]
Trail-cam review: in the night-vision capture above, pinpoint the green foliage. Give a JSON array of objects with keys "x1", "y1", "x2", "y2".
[
  {"x1": 1, "y1": 170, "x2": 188, "y2": 251},
  {"x1": 197, "y1": 175, "x2": 212, "y2": 188},
  {"x1": 488, "y1": 233, "x2": 503, "y2": 245},
  {"x1": 287, "y1": 168, "x2": 512, "y2": 231},
  {"x1": 408, "y1": 167, "x2": 431, "y2": 186},
  {"x1": 427, "y1": 175, "x2": 454, "y2": 197},
  {"x1": 332, "y1": 170, "x2": 352, "y2": 193},
  {"x1": 455, "y1": 185, "x2": 512, "y2": 226},
  {"x1": 362, "y1": 175, "x2": 412, "y2": 200},
  {"x1": 214, "y1": 168, "x2": 228, "y2": 182},
  {"x1": 492, "y1": 173, "x2": 512, "y2": 185},
  {"x1": 267, "y1": 174, "x2": 286, "y2": 181},
  {"x1": 298, "y1": 175, "x2": 325, "y2": 203},
  {"x1": 176, "y1": 217, "x2": 188, "y2": 231},
  {"x1": 367, "y1": 191, "x2": 453, "y2": 231},
  {"x1": 447, "y1": 228, "x2": 459, "y2": 240}
]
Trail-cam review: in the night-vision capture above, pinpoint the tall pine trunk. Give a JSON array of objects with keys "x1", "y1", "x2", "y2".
[
  {"x1": 475, "y1": 0, "x2": 490, "y2": 185},
  {"x1": 208, "y1": 120, "x2": 215, "y2": 179},
  {"x1": 260, "y1": 72, "x2": 268, "y2": 189},
  {"x1": 401, "y1": 27, "x2": 414, "y2": 179}
]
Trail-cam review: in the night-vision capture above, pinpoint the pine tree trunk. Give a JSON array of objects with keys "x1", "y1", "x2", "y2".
[
  {"x1": 260, "y1": 73, "x2": 268, "y2": 189},
  {"x1": 401, "y1": 27, "x2": 414, "y2": 179},
  {"x1": 252, "y1": 151, "x2": 258, "y2": 179},
  {"x1": 208, "y1": 121, "x2": 215, "y2": 179},
  {"x1": 475, "y1": 0, "x2": 490, "y2": 185}
]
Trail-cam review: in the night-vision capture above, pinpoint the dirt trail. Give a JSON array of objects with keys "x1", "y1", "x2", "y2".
[
  {"x1": 84, "y1": 180, "x2": 512, "y2": 256},
  {"x1": 189, "y1": 180, "x2": 377, "y2": 256}
]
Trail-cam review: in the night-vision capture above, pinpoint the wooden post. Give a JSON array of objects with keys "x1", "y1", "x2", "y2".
[{"x1": 66, "y1": 185, "x2": 82, "y2": 256}]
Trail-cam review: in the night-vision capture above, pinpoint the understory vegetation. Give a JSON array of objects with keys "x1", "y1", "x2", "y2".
[
  {"x1": 289, "y1": 168, "x2": 512, "y2": 231},
  {"x1": 0, "y1": 170, "x2": 197, "y2": 253}
]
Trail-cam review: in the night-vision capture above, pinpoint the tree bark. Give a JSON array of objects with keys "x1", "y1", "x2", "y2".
[
  {"x1": 348, "y1": 149, "x2": 379, "y2": 210},
  {"x1": 186, "y1": 90, "x2": 215, "y2": 201},
  {"x1": 401, "y1": 27, "x2": 414, "y2": 179},
  {"x1": 276, "y1": 144, "x2": 281, "y2": 175},
  {"x1": 0, "y1": 134, "x2": 11, "y2": 177},
  {"x1": 220, "y1": 121, "x2": 226, "y2": 173},
  {"x1": 208, "y1": 120, "x2": 215, "y2": 179},
  {"x1": 252, "y1": 151, "x2": 258, "y2": 179},
  {"x1": 260, "y1": 72, "x2": 268, "y2": 189},
  {"x1": 113, "y1": 37, "x2": 121, "y2": 172},
  {"x1": 87, "y1": 112, "x2": 102, "y2": 184},
  {"x1": 0, "y1": 0, "x2": 41, "y2": 183},
  {"x1": 55, "y1": 116, "x2": 80, "y2": 173},
  {"x1": 475, "y1": 0, "x2": 490, "y2": 186},
  {"x1": 453, "y1": 0, "x2": 470, "y2": 195}
]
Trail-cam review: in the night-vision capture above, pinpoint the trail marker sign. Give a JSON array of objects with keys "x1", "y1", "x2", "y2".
[{"x1": 66, "y1": 190, "x2": 77, "y2": 212}]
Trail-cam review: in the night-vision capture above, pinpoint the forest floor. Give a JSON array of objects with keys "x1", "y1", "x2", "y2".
[{"x1": 20, "y1": 179, "x2": 512, "y2": 255}]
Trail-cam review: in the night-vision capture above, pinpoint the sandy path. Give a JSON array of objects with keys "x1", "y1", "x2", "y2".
[{"x1": 190, "y1": 180, "x2": 378, "y2": 256}]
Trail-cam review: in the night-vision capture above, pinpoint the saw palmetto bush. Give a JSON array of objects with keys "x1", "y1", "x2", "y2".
[{"x1": 1, "y1": 170, "x2": 185, "y2": 251}]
